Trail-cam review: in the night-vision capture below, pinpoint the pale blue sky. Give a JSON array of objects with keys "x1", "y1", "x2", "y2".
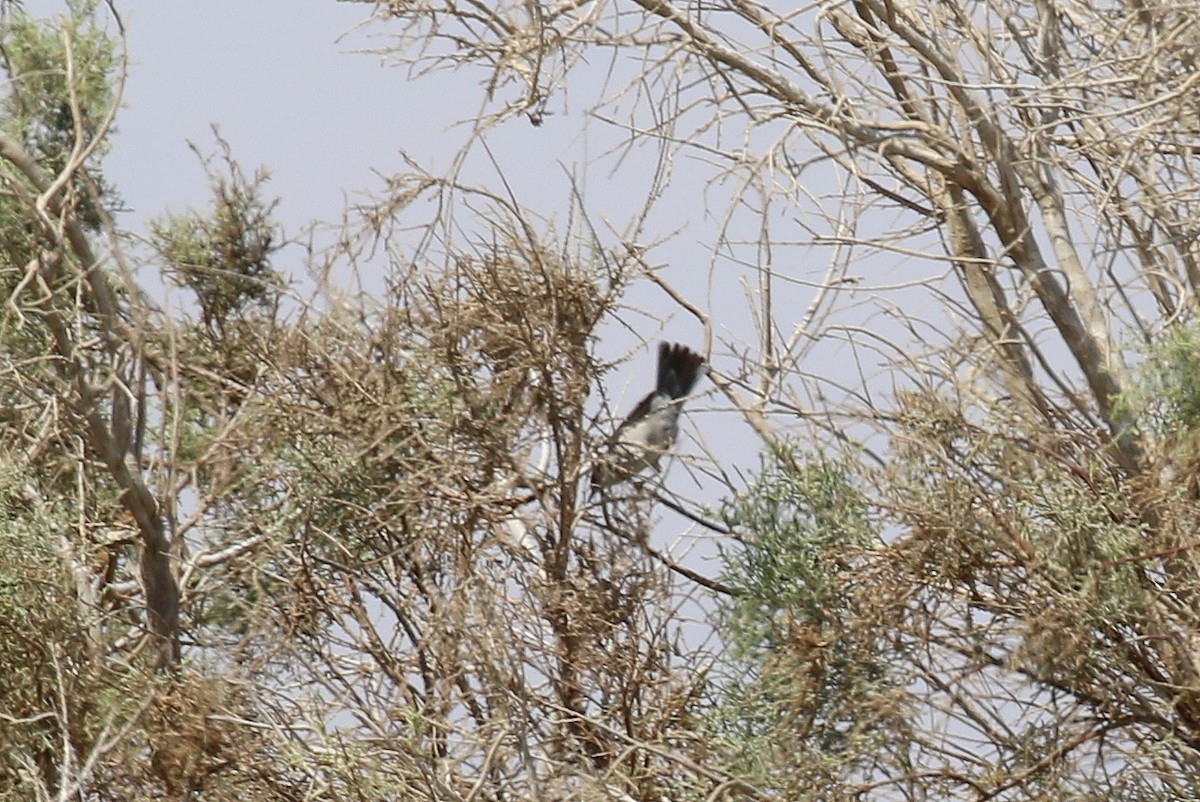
[
  {"x1": 44, "y1": 2, "x2": 730, "y2": 314},
  {"x1": 17, "y1": 0, "x2": 877, "y2": 514},
  {"x1": 91, "y1": 1, "x2": 450, "y2": 236}
]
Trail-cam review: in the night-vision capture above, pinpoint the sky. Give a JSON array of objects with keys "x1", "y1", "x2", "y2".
[
  {"x1": 66, "y1": 2, "x2": 662, "y2": 247},
  {"x1": 21, "y1": 1, "x2": 747, "y2": 334},
  {"x1": 66, "y1": 1, "x2": 448, "y2": 238},
  {"x1": 15, "y1": 0, "x2": 908, "y2": 533},
  {"x1": 15, "y1": 0, "x2": 766, "y2": 571}
]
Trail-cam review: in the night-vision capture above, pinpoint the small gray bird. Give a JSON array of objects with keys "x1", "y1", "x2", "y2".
[{"x1": 592, "y1": 342, "x2": 707, "y2": 489}]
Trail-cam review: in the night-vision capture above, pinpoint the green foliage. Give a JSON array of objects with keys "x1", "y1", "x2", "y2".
[
  {"x1": 0, "y1": 465, "x2": 64, "y2": 654},
  {"x1": 1023, "y1": 461, "x2": 1147, "y2": 624},
  {"x1": 152, "y1": 143, "x2": 282, "y2": 331},
  {"x1": 1, "y1": 1, "x2": 113, "y2": 153},
  {"x1": 719, "y1": 444, "x2": 871, "y2": 654},
  {"x1": 0, "y1": 0, "x2": 118, "y2": 234},
  {"x1": 1117, "y1": 322, "x2": 1200, "y2": 437},
  {"x1": 885, "y1": 390, "x2": 1156, "y2": 670},
  {"x1": 0, "y1": 461, "x2": 135, "y2": 797},
  {"x1": 711, "y1": 446, "x2": 886, "y2": 794}
]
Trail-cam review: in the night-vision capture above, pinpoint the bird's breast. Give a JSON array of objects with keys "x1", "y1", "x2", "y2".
[{"x1": 616, "y1": 406, "x2": 679, "y2": 450}]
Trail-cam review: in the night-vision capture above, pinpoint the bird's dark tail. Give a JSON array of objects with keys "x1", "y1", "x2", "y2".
[{"x1": 655, "y1": 342, "x2": 706, "y2": 399}]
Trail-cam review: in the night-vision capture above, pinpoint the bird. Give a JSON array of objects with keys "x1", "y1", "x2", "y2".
[{"x1": 591, "y1": 342, "x2": 707, "y2": 490}]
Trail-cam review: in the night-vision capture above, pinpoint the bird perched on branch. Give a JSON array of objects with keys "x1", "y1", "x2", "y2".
[{"x1": 591, "y1": 342, "x2": 707, "y2": 490}]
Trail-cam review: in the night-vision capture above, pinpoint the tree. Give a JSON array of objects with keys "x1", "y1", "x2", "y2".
[
  {"x1": 0, "y1": 4, "x2": 724, "y2": 800},
  {"x1": 7, "y1": 0, "x2": 1200, "y2": 800},
  {"x1": 352, "y1": 0, "x2": 1200, "y2": 798}
]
